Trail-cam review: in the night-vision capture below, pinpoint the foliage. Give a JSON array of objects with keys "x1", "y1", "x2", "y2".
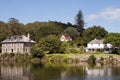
[
  {"x1": 69, "y1": 48, "x2": 78, "y2": 53},
  {"x1": 0, "y1": 53, "x2": 31, "y2": 61},
  {"x1": 0, "y1": 21, "x2": 10, "y2": 41},
  {"x1": 7, "y1": 18, "x2": 25, "y2": 35},
  {"x1": 104, "y1": 33, "x2": 120, "y2": 47},
  {"x1": 31, "y1": 35, "x2": 65, "y2": 58},
  {"x1": 75, "y1": 10, "x2": 84, "y2": 37},
  {"x1": 88, "y1": 55, "x2": 96, "y2": 65},
  {"x1": 30, "y1": 44, "x2": 45, "y2": 58},
  {"x1": 62, "y1": 42, "x2": 72, "y2": 48},
  {"x1": 73, "y1": 37, "x2": 83, "y2": 47},
  {"x1": 64, "y1": 27, "x2": 78, "y2": 39},
  {"x1": 83, "y1": 25, "x2": 108, "y2": 45},
  {"x1": 39, "y1": 35, "x2": 64, "y2": 54},
  {"x1": 25, "y1": 21, "x2": 67, "y2": 42},
  {"x1": 36, "y1": 25, "x2": 63, "y2": 40},
  {"x1": 104, "y1": 33, "x2": 120, "y2": 54}
]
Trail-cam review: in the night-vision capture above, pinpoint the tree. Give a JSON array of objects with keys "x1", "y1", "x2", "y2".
[
  {"x1": 73, "y1": 37, "x2": 83, "y2": 47},
  {"x1": 7, "y1": 18, "x2": 25, "y2": 35},
  {"x1": 31, "y1": 35, "x2": 64, "y2": 57},
  {"x1": 83, "y1": 25, "x2": 108, "y2": 45},
  {"x1": 30, "y1": 43, "x2": 45, "y2": 58},
  {"x1": 8, "y1": 18, "x2": 19, "y2": 24},
  {"x1": 64, "y1": 27, "x2": 78, "y2": 39},
  {"x1": 104, "y1": 33, "x2": 120, "y2": 54},
  {"x1": 104, "y1": 33, "x2": 120, "y2": 47},
  {"x1": 39, "y1": 35, "x2": 64, "y2": 54},
  {"x1": 0, "y1": 21, "x2": 10, "y2": 52},
  {"x1": 25, "y1": 21, "x2": 72, "y2": 42},
  {"x1": 36, "y1": 25, "x2": 63, "y2": 41},
  {"x1": 75, "y1": 10, "x2": 85, "y2": 37}
]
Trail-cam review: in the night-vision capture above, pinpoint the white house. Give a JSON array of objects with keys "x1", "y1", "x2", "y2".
[
  {"x1": 85, "y1": 38, "x2": 112, "y2": 53},
  {"x1": 60, "y1": 35, "x2": 72, "y2": 42}
]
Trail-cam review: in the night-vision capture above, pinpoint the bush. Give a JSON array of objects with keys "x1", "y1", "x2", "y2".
[
  {"x1": 69, "y1": 48, "x2": 78, "y2": 53},
  {"x1": 9, "y1": 53, "x2": 15, "y2": 57},
  {"x1": 31, "y1": 35, "x2": 65, "y2": 58},
  {"x1": 30, "y1": 47, "x2": 45, "y2": 59},
  {"x1": 88, "y1": 55, "x2": 96, "y2": 65}
]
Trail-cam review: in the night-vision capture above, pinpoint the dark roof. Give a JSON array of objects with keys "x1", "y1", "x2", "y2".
[
  {"x1": 1, "y1": 35, "x2": 35, "y2": 43},
  {"x1": 89, "y1": 39, "x2": 103, "y2": 44}
]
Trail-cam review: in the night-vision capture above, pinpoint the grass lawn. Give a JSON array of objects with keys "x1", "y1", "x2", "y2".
[{"x1": 46, "y1": 53, "x2": 120, "y2": 59}]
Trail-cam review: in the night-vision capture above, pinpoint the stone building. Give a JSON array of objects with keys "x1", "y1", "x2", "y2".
[{"x1": 1, "y1": 33, "x2": 35, "y2": 54}]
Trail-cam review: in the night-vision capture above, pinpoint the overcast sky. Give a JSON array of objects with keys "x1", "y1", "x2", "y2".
[{"x1": 0, "y1": 0, "x2": 120, "y2": 32}]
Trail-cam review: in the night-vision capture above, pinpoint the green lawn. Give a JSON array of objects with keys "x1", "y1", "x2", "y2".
[{"x1": 46, "y1": 53, "x2": 120, "y2": 59}]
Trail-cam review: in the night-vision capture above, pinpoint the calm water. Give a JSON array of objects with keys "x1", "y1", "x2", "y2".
[{"x1": 0, "y1": 62, "x2": 120, "y2": 80}]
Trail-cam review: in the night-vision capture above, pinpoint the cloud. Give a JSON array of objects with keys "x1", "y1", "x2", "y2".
[{"x1": 86, "y1": 7, "x2": 120, "y2": 21}]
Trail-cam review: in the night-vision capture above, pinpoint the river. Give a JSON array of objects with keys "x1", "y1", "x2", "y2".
[{"x1": 0, "y1": 62, "x2": 120, "y2": 80}]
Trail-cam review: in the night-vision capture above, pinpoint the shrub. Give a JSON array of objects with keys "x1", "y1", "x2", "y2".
[
  {"x1": 30, "y1": 47, "x2": 45, "y2": 59},
  {"x1": 88, "y1": 55, "x2": 96, "y2": 65},
  {"x1": 9, "y1": 53, "x2": 15, "y2": 57},
  {"x1": 69, "y1": 48, "x2": 78, "y2": 53}
]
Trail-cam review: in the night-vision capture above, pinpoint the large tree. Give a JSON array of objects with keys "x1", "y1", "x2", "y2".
[
  {"x1": 7, "y1": 18, "x2": 25, "y2": 36},
  {"x1": 64, "y1": 27, "x2": 78, "y2": 39},
  {"x1": 104, "y1": 33, "x2": 120, "y2": 47},
  {"x1": 75, "y1": 10, "x2": 85, "y2": 37},
  {"x1": 31, "y1": 35, "x2": 64, "y2": 57},
  {"x1": 25, "y1": 21, "x2": 65, "y2": 41},
  {"x1": 104, "y1": 33, "x2": 120, "y2": 54},
  {"x1": 36, "y1": 25, "x2": 63, "y2": 41},
  {"x1": 83, "y1": 25, "x2": 108, "y2": 45},
  {"x1": 39, "y1": 35, "x2": 64, "y2": 54}
]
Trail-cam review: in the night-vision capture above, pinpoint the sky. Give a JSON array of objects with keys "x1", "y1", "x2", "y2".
[{"x1": 0, "y1": 0, "x2": 120, "y2": 32}]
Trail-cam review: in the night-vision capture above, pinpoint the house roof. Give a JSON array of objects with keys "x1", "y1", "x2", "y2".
[
  {"x1": 64, "y1": 35, "x2": 72, "y2": 40},
  {"x1": 1, "y1": 35, "x2": 35, "y2": 43},
  {"x1": 60, "y1": 35, "x2": 72, "y2": 41},
  {"x1": 89, "y1": 39, "x2": 103, "y2": 44}
]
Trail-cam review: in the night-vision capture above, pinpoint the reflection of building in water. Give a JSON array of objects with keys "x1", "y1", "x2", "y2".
[
  {"x1": 85, "y1": 66, "x2": 112, "y2": 79},
  {"x1": 0, "y1": 64, "x2": 30, "y2": 80},
  {"x1": 61, "y1": 71, "x2": 70, "y2": 80}
]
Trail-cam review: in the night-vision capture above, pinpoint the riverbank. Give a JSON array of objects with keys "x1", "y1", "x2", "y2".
[
  {"x1": 33, "y1": 53, "x2": 120, "y2": 64},
  {"x1": 0, "y1": 53, "x2": 120, "y2": 64},
  {"x1": 0, "y1": 53, "x2": 32, "y2": 62}
]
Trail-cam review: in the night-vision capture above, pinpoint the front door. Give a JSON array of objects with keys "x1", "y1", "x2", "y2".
[{"x1": 11, "y1": 49, "x2": 13, "y2": 53}]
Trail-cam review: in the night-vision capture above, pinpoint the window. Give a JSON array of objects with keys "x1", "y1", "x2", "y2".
[
  {"x1": 26, "y1": 49, "x2": 28, "y2": 53},
  {"x1": 17, "y1": 48, "x2": 19, "y2": 53},
  {"x1": 6, "y1": 48, "x2": 7, "y2": 52}
]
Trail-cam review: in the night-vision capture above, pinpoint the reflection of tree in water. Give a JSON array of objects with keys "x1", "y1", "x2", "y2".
[
  {"x1": 112, "y1": 66, "x2": 120, "y2": 76},
  {"x1": 61, "y1": 65, "x2": 86, "y2": 80},
  {"x1": 30, "y1": 63, "x2": 66, "y2": 80},
  {"x1": 30, "y1": 63, "x2": 85, "y2": 80},
  {"x1": 0, "y1": 62, "x2": 120, "y2": 80}
]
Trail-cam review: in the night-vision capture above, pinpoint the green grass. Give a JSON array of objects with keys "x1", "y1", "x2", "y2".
[
  {"x1": 46, "y1": 53, "x2": 120, "y2": 59},
  {"x1": 46, "y1": 54, "x2": 84, "y2": 58}
]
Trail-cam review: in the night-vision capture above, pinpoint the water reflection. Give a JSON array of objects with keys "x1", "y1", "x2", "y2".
[
  {"x1": 85, "y1": 64, "x2": 112, "y2": 80},
  {"x1": 0, "y1": 62, "x2": 120, "y2": 80},
  {"x1": 0, "y1": 62, "x2": 31, "y2": 80}
]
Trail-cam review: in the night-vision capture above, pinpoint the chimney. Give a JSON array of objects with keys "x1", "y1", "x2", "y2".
[{"x1": 27, "y1": 33, "x2": 30, "y2": 41}]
